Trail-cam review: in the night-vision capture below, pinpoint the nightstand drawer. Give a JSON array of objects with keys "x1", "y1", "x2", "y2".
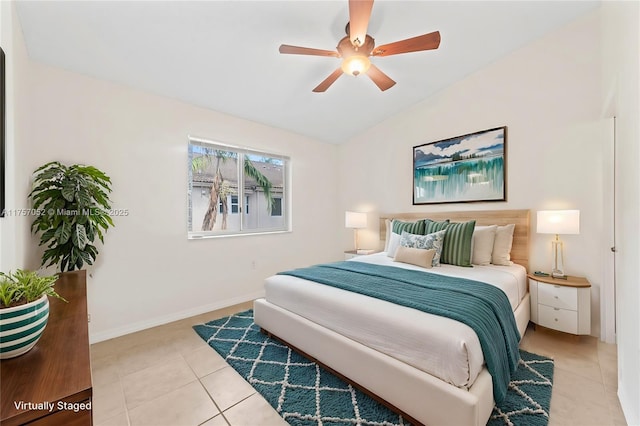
[
  {"x1": 538, "y1": 282, "x2": 577, "y2": 311},
  {"x1": 538, "y1": 304, "x2": 578, "y2": 334}
]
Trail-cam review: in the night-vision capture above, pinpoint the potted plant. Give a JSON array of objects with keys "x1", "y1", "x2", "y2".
[
  {"x1": 29, "y1": 161, "x2": 114, "y2": 272},
  {"x1": 0, "y1": 269, "x2": 65, "y2": 359}
]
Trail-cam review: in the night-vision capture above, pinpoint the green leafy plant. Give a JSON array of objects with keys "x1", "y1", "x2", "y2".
[
  {"x1": 0, "y1": 270, "x2": 65, "y2": 309},
  {"x1": 0, "y1": 280, "x2": 21, "y2": 308},
  {"x1": 29, "y1": 161, "x2": 114, "y2": 271}
]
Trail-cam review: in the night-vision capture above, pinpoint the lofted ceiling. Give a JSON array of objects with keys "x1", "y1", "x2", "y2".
[{"x1": 16, "y1": 1, "x2": 599, "y2": 144}]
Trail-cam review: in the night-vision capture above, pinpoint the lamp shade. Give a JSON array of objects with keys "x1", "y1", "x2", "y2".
[
  {"x1": 537, "y1": 210, "x2": 580, "y2": 235},
  {"x1": 345, "y1": 211, "x2": 367, "y2": 229}
]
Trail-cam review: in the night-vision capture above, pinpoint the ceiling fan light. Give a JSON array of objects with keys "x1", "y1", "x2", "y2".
[{"x1": 341, "y1": 55, "x2": 371, "y2": 76}]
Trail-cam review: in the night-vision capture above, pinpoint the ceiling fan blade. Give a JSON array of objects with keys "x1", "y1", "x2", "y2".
[
  {"x1": 279, "y1": 44, "x2": 339, "y2": 57},
  {"x1": 348, "y1": 0, "x2": 374, "y2": 48},
  {"x1": 372, "y1": 31, "x2": 441, "y2": 57},
  {"x1": 366, "y1": 64, "x2": 396, "y2": 91},
  {"x1": 313, "y1": 68, "x2": 344, "y2": 93}
]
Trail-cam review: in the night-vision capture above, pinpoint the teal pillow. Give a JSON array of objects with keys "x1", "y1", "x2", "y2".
[
  {"x1": 392, "y1": 219, "x2": 425, "y2": 236},
  {"x1": 424, "y1": 219, "x2": 450, "y2": 234},
  {"x1": 399, "y1": 230, "x2": 446, "y2": 266},
  {"x1": 441, "y1": 220, "x2": 476, "y2": 267}
]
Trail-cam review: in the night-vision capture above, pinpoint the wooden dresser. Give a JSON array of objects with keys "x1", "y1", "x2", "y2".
[{"x1": 1, "y1": 270, "x2": 93, "y2": 425}]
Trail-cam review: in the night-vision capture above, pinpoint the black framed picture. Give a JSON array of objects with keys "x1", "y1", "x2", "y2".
[
  {"x1": 1, "y1": 47, "x2": 5, "y2": 217},
  {"x1": 413, "y1": 126, "x2": 507, "y2": 205}
]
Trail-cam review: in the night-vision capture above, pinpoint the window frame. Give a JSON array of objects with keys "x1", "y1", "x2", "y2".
[{"x1": 188, "y1": 136, "x2": 291, "y2": 239}]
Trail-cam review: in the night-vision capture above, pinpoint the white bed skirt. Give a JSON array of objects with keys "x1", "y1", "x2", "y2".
[{"x1": 254, "y1": 293, "x2": 530, "y2": 426}]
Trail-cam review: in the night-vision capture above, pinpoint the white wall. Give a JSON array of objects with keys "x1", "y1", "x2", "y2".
[
  {"x1": 338, "y1": 12, "x2": 605, "y2": 335},
  {"x1": 17, "y1": 60, "x2": 341, "y2": 342},
  {"x1": 602, "y1": 2, "x2": 640, "y2": 424}
]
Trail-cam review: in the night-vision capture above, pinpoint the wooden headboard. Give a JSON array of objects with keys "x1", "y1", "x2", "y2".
[{"x1": 379, "y1": 209, "x2": 530, "y2": 271}]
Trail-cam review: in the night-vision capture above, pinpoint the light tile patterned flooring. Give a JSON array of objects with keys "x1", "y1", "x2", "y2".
[{"x1": 91, "y1": 302, "x2": 627, "y2": 426}]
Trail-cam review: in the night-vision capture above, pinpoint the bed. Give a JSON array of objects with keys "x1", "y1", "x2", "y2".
[{"x1": 254, "y1": 209, "x2": 530, "y2": 426}]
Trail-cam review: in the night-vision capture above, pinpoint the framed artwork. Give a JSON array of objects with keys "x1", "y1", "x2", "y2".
[
  {"x1": 1, "y1": 47, "x2": 5, "y2": 217},
  {"x1": 413, "y1": 126, "x2": 507, "y2": 205}
]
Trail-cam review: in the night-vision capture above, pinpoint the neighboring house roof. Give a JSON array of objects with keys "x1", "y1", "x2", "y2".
[{"x1": 192, "y1": 156, "x2": 284, "y2": 189}]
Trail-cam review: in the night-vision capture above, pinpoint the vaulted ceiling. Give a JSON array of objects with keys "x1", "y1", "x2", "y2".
[{"x1": 16, "y1": 1, "x2": 599, "y2": 144}]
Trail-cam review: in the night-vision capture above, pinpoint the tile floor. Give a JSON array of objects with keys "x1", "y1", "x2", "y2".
[{"x1": 91, "y1": 302, "x2": 627, "y2": 426}]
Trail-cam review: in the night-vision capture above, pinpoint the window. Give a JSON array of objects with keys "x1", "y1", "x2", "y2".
[
  {"x1": 188, "y1": 137, "x2": 290, "y2": 238},
  {"x1": 231, "y1": 196, "x2": 239, "y2": 214},
  {"x1": 219, "y1": 196, "x2": 239, "y2": 214},
  {"x1": 271, "y1": 198, "x2": 282, "y2": 216}
]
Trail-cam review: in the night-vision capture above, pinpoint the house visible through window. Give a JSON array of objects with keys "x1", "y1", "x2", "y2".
[{"x1": 188, "y1": 137, "x2": 290, "y2": 237}]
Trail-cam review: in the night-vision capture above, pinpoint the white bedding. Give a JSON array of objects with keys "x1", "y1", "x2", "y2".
[
  {"x1": 263, "y1": 252, "x2": 527, "y2": 390},
  {"x1": 353, "y1": 253, "x2": 527, "y2": 311}
]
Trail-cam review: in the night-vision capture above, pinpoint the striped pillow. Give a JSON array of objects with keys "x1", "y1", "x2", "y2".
[
  {"x1": 441, "y1": 220, "x2": 476, "y2": 267},
  {"x1": 392, "y1": 219, "x2": 425, "y2": 235},
  {"x1": 424, "y1": 219, "x2": 450, "y2": 234}
]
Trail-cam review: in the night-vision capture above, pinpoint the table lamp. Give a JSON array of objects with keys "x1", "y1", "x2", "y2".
[
  {"x1": 345, "y1": 211, "x2": 367, "y2": 251},
  {"x1": 536, "y1": 210, "x2": 580, "y2": 278}
]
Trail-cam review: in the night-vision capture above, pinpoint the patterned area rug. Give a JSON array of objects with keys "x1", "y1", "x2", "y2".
[{"x1": 193, "y1": 310, "x2": 554, "y2": 426}]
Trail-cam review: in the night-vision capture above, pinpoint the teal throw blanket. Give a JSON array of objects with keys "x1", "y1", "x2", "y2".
[{"x1": 278, "y1": 261, "x2": 521, "y2": 403}]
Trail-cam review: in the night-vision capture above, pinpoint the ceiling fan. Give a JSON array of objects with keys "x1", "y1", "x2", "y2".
[{"x1": 279, "y1": 0, "x2": 441, "y2": 92}]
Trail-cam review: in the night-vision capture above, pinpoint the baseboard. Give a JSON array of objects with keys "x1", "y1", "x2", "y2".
[
  {"x1": 88, "y1": 290, "x2": 265, "y2": 344},
  {"x1": 618, "y1": 384, "x2": 638, "y2": 426}
]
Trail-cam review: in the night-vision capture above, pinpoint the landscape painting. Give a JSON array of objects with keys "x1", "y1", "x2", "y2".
[
  {"x1": 1, "y1": 48, "x2": 4, "y2": 217},
  {"x1": 413, "y1": 126, "x2": 506, "y2": 204}
]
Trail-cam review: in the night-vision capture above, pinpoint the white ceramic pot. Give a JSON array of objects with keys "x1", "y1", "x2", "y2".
[{"x1": 0, "y1": 295, "x2": 50, "y2": 359}]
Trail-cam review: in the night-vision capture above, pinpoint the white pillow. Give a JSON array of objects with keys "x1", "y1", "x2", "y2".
[
  {"x1": 384, "y1": 219, "x2": 392, "y2": 252},
  {"x1": 386, "y1": 232, "x2": 402, "y2": 257},
  {"x1": 492, "y1": 224, "x2": 515, "y2": 266},
  {"x1": 394, "y1": 246, "x2": 435, "y2": 269},
  {"x1": 472, "y1": 225, "x2": 498, "y2": 266}
]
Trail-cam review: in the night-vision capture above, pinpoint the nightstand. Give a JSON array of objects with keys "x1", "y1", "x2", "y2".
[
  {"x1": 528, "y1": 273, "x2": 591, "y2": 335},
  {"x1": 344, "y1": 250, "x2": 377, "y2": 260}
]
